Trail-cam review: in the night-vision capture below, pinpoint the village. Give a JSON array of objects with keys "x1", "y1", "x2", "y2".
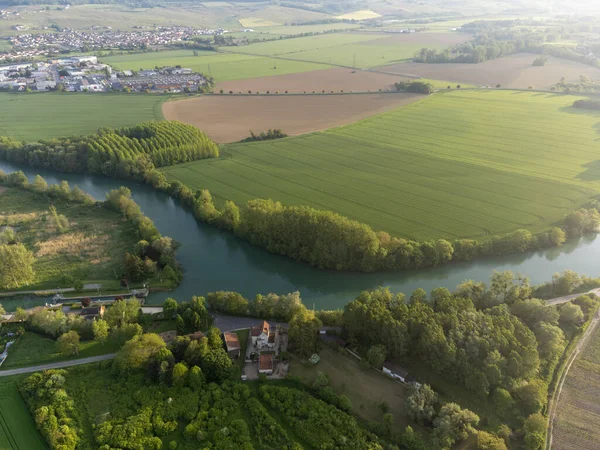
[
  {"x1": 0, "y1": 54, "x2": 209, "y2": 93},
  {"x1": 0, "y1": 25, "x2": 227, "y2": 62}
]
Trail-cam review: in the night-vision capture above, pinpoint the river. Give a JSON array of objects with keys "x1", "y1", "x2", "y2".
[{"x1": 1, "y1": 161, "x2": 598, "y2": 312}]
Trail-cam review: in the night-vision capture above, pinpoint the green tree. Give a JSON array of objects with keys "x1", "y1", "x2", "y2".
[
  {"x1": 559, "y1": 302, "x2": 584, "y2": 329},
  {"x1": 187, "y1": 365, "x2": 205, "y2": 390},
  {"x1": 476, "y1": 430, "x2": 508, "y2": 450},
  {"x1": 513, "y1": 380, "x2": 547, "y2": 416},
  {"x1": 405, "y1": 384, "x2": 438, "y2": 425},
  {"x1": 172, "y1": 362, "x2": 189, "y2": 387},
  {"x1": 163, "y1": 298, "x2": 178, "y2": 319},
  {"x1": 175, "y1": 314, "x2": 185, "y2": 334},
  {"x1": 104, "y1": 298, "x2": 140, "y2": 328},
  {"x1": 289, "y1": 309, "x2": 322, "y2": 357},
  {"x1": 0, "y1": 243, "x2": 35, "y2": 289},
  {"x1": 92, "y1": 319, "x2": 110, "y2": 344},
  {"x1": 57, "y1": 330, "x2": 80, "y2": 356},
  {"x1": 113, "y1": 333, "x2": 166, "y2": 373},
  {"x1": 31, "y1": 174, "x2": 48, "y2": 193},
  {"x1": 366, "y1": 344, "x2": 387, "y2": 369},
  {"x1": 523, "y1": 413, "x2": 546, "y2": 450},
  {"x1": 434, "y1": 403, "x2": 479, "y2": 448}
]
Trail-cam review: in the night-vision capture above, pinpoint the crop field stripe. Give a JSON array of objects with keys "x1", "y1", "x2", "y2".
[
  {"x1": 162, "y1": 91, "x2": 600, "y2": 240},
  {"x1": 286, "y1": 133, "x2": 579, "y2": 212},
  {"x1": 230, "y1": 143, "x2": 485, "y2": 237},
  {"x1": 219, "y1": 153, "x2": 459, "y2": 238},
  {"x1": 308, "y1": 131, "x2": 582, "y2": 207},
  {"x1": 240, "y1": 138, "x2": 541, "y2": 231}
]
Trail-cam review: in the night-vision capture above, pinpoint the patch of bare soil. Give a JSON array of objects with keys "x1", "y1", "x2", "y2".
[
  {"x1": 0, "y1": 187, "x2": 6, "y2": 195},
  {"x1": 163, "y1": 93, "x2": 423, "y2": 143},
  {"x1": 215, "y1": 67, "x2": 409, "y2": 95},
  {"x1": 364, "y1": 32, "x2": 472, "y2": 47},
  {"x1": 380, "y1": 53, "x2": 600, "y2": 89}
]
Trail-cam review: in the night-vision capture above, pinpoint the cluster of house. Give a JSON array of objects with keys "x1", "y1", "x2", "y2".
[
  {"x1": 0, "y1": 55, "x2": 207, "y2": 93},
  {"x1": 1, "y1": 26, "x2": 229, "y2": 62},
  {"x1": 223, "y1": 320, "x2": 286, "y2": 378}
]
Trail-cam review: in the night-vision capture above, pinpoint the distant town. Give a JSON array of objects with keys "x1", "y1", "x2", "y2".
[
  {"x1": 0, "y1": 55, "x2": 209, "y2": 93},
  {"x1": 0, "y1": 25, "x2": 229, "y2": 62}
]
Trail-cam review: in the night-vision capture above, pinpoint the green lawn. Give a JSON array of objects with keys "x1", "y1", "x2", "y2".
[
  {"x1": 0, "y1": 92, "x2": 165, "y2": 141},
  {"x1": 291, "y1": 347, "x2": 414, "y2": 432},
  {"x1": 0, "y1": 376, "x2": 48, "y2": 450},
  {"x1": 101, "y1": 50, "x2": 330, "y2": 82},
  {"x1": 0, "y1": 189, "x2": 139, "y2": 292},
  {"x1": 0, "y1": 332, "x2": 120, "y2": 370},
  {"x1": 162, "y1": 90, "x2": 600, "y2": 241}
]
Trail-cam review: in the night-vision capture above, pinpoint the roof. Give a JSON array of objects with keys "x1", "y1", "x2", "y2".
[
  {"x1": 186, "y1": 331, "x2": 205, "y2": 341},
  {"x1": 80, "y1": 307, "x2": 101, "y2": 316},
  {"x1": 223, "y1": 332, "x2": 240, "y2": 350},
  {"x1": 259, "y1": 354, "x2": 273, "y2": 371}
]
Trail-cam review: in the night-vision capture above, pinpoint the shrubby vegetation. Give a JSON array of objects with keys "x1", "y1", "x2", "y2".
[
  {"x1": 573, "y1": 99, "x2": 600, "y2": 110},
  {"x1": 242, "y1": 129, "x2": 288, "y2": 142},
  {"x1": 0, "y1": 121, "x2": 218, "y2": 179},
  {"x1": 21, "y1": 370, "x2": 80, "y2": 450},
  {"x1": 0, "y1": 172, "x2": 183, "y2": 286},
  {"x1": 394, "y1": 81, "x2": 434, "y2": 94}
]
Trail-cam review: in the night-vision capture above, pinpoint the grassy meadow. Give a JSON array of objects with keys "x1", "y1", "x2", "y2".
[
  {"x1": 554, "y1": 323, "x2": 600, "y2": 449},
  {"x1": 0, "y1": 188, "x2": 138, "y2": 292},
  {"x1": 0, "y1": 92, "x2": 165, "y2": 141},
  {"x1": 0, "y1": 376, "x2": 47, "y2": 450},
  {"x1": 162, "y1": 90, "x2": 600, "y2": 241},
  {"x1": 0, "y1": 331, "x2": 119, "y2": 370},
  {"x1": 101, "y1": 50, "x2": 330, "y2": 82}
]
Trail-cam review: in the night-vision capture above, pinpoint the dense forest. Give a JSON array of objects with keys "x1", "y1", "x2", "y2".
[{"x1": 0, "y1": 121, "x2": 218, "y2": 179}]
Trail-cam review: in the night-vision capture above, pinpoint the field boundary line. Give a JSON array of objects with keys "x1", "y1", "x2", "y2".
[{"x1": 546, "y1": 309, "x2": 600, "y2": 450}]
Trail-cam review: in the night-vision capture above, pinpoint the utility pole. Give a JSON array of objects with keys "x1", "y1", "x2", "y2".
[
  {"x1": 208, "y1": 64, "x2": 212, "y2": 78},
  {"x1": 353, "y1": 53, "x2": 356, "y2": 69}
]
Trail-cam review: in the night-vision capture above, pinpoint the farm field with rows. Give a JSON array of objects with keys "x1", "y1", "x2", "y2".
[
  {"x1": 224, "y1": 31, "x2": 471, "y2": 69},
  {"x1": 101, "y1": 50, "x2": 330, "y2": 82},
  {"x1": 0, "y1": 92, "x2": 165, "y2": 141},
  {"x1": 554, "y1": 323, "x2": 600, "y2": 449},
  {"x1": 162, "y1": 90, "x2": 600, "y2": 241},
  {"x1": 0, "y1": 376, "x2": 47, "y2": 450}
]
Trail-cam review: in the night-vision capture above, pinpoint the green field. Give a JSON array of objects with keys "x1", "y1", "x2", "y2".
[
  {"x1": 0, "y1": 92, "x2": 164, "y2": 141},
  {"x1": 223, "y1": 31, "x2": 460, "y2": 68},
  {"x1": 0, "y1": 376, "x2": 47, "y2": 450},
  {"x1": 101, "y1": 50, "x2": 330, "y2": 82},
  {"x1": 0, "y1": 188, "x2": 139, "y2": 292},
  {"x1": 0, "y1": 332, "x2": 119, "y2": 370},
  {"x1": 162, "y1": 90, "x2": 600, "y2": 241}
]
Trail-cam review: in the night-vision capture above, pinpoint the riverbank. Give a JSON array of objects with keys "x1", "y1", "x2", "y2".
[{"x1": 0, "y1": 161, "x2": 599, "y2": 311}]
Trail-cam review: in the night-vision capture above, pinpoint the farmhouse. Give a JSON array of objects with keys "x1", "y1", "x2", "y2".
[
  {"x1": 223, "y1": 332, "x2": 241, "y2": 358},
  {"x1": 80, "y1": 305, "x2": 105, "y2": 320},
  {"x1": 258, "y1": 354, "x2": 274, "y2": 375},
  {"x1": 251, "y1": 320, "x2": 270, "y2": 347}
]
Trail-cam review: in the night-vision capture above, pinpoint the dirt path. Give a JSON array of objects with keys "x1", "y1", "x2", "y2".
[{"x1": 546, "y1": 310, "x2": 600, "y2": 450}]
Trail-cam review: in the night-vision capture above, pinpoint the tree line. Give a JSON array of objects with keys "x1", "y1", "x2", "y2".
[
  {"x1": 341, "y1": 271, "x2": 599, "y2": 449},
  {"x1": 3, "y1": 123, "x2": 599, "y2": 273},
  {"x1": 573, "y1": 99, "x2": 600, "y2": 110},
  {"x1": 0, "y1": 120, "x2": 218, "y2": 179},
  {"x1": 394, "y1": 81, "x2": 434, "y2": 94}
]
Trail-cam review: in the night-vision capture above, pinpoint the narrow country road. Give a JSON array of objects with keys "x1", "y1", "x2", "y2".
[
  {"x1": 545, "y1": 288, "x2": 600, "y2": 306},
  {"x1": 0, "y1": 353, "x2": 116, "y2": 377}
]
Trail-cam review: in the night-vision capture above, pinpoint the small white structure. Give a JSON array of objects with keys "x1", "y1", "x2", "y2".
[{"x1": 251, "y1": 321, "x2": 270, "y2": 347}]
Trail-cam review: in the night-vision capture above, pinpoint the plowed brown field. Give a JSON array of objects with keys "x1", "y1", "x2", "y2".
[
  {"x1": 162, "y1": 93, "x2": 423, "y2": 143},
  {"x1": 380, "y1": 53, "x2": 600, "y2": 89},
  {"x1": 215, "y1": 67, "x2": 410, "y2": 95}
]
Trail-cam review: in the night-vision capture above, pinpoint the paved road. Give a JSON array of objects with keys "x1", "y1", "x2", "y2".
[
  {"x1": 0, "y1": 284, "x2": 102, "y2": 298},
  {"x1": 545, "y1": 288, "x2": 600, "y2": 306},
  {"x1": 0, "y1": 353, "x2": 116, "y2": 377}
]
